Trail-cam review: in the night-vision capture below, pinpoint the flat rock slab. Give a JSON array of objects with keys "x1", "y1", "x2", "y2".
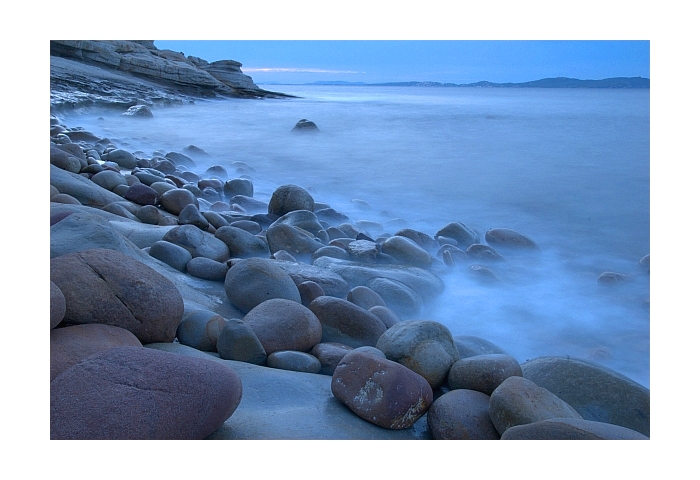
[
  {"x1": 145, "y1": 342, "x2": 430, "y2": 439},
  {"x1": 501, "y1": 418, "x2": 649, "y2": 440}
]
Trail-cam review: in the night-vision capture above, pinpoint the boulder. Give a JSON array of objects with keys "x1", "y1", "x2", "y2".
[
  {"x1": 176, "y1": 310, "x2": 227, "y2": 352},
  {"x1": 381, "y1": 235, "x2": 432, "y2": 268},
  {"x1": 521, "y1": 356, "x2": 650, "y2": 437},
  {"x1": 149, "y1": 240, "x2": 192, "y2": 272},
  {"x1": 215, "y1": 225, "x2": 269, "y2": 258},
  {"x1": 159, "y1": 188, "x2": 199, "y2": 216},
  {"x1": 178, "y1": 203, "x2": 209, "y2": 230},
  {"x1": 224, "y1": 178, "x2": 253, "y2": 198},
  {"x1": 448, "y1": 354, "x2": 523, "y2": 395},
  {"x1": 308, "y1": 296, "x2": 387, "y2": 348},
  {"x1": 395, "y1": 228, "x2": 439, "y2": 253},
  {"x1": 267, "y1": 351, "x2": 322, "y2": 374},
  {"x1": 216, "y1": 319, "x2": 267, "y2": 365},
  {"x1": 50, "y1": 248, "x2": 184, "y2": 343},
  {"x1": 50, "y1": 281, "x2": 66, "y2": 329},
  {"x1": 123, "y1": 182, "x2": 159, "y2": 206},
  {"x1": 186, "y1": 257, "x2": 229, "y2": 282},
  {"x1": 161, "y1": 224, "x2": 230, "y2": 262},
  {"x1": 224, "y1": 258, "x2": 301, "y2": 313},
  {"x1": 435, "y1": 222, "x2": 479, "y2": 248},
  {"x1": 51, "y1": 164, "x2": 125, "y2": 208},
  {"x1": 376, "y1": 320, "x2": 460, "y2": 388},
  {"x1": 347, "y1": 285, "x2": 386, "y2": 310},
  {"x1": 266, "y1": 223, "x2": 325, "y2": 256},
  {"x1": 501, "y1": 418, "x2": 649, "y2": 440},
  {"x1": 242, "y1": 298, "x2": 322, "y2": 353},
  {"x1": 484, "y1": 228, "x2": 538, "y2": 249},
  {"x1": 123, "y1": 105, "x2": 153, "y2": 117},
  {"x1": 489, "y1": 376, "x2": 583, "y2": 435},
  {"x1": 91, "y1": 170, "x2": 128, "y2": 192},
  {"x1": 465, "y1": 244, "x2": 505, "y2": 262},
  {"x1": 50, "y1": 346, "x2": 242, "y2": 439},
  {"x1": 453, "y1": 335, "x2": 509, "y2": 358},
  {"x1": 291, "y1": 119, "x2": 319, "y2": 132},
  {"x1": 368, "y1": 306, "x2": 401, "y2": 329},
  {"x1": 311, "y1": 342, "x2": 355, "y2": 375},
  {"x1": 331, "y1": 350, "x2": 433, "y2": 429},
  {"x1": 427, "y1": 389, "x2": 499, "y2": 440},
  {"x1": 104, "y1": 149, "x2": 137, "y2": 169},
  {"x1": 268, "y1": 184, "x2": 315, "y2": 216},
  {"x1": 275, "y1": 262, "x2": 350, "y2": 299},
  {"x1": 51, "y1": 323, "x2": 142, "y2": 381}
]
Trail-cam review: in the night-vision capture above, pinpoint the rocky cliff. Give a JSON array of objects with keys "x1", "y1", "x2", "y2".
[{"x1": 50, "y1": 40, "x2": 290, "y2": 112}]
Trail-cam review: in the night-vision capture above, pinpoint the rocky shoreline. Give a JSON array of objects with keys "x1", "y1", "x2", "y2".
[{"x1": 49, "y1": 42, "x2": 650, "y2": 440}]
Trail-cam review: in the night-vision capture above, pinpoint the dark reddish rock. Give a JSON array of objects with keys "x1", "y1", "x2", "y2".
[
  {"x1": 347, "y1": 285, "x2": 386, "y2": 310},
  {"x1": 216, "y1": 318, "x2": 267, "y2": 365},
  {"x1": 376, "y1": 320, "x2": 460, "y2": 388},
  {"x1": 267, "y1": 350, "x2": 322, "y2": 374},
  {"x1": 224, "y1": 258, "x2": 301, "y2": 313},
  {"x1": 331, "y1": 350, "x2": 433, "y2": 429},
  {"x1": 501, "y1": 418, "x2": 649, "y2": 440},
  {"x1": 448, "y1": 354, "x2": 523, "y2": 395},
  {"x1": 521, "y1": 356, "x2": 650, "y2": 437},
  {"x1": 243, "y1": 299, "x2": 322, "y2": 354},
  {"x1": 50, "y1": 281, "x2": 66, "y2": 329},
  {"x1": 308, "y1": 296, "x2": 387, "y2": 348},
  {"x1": 484, "y1": 228, "x2": 538, "y2": 249},
  {"x1": 50, "y1": 248, "x2": 184, "y2": 343},
  {"x1": 427, "y1": 389, "x2": 499, "y2": 440},
  {"x1": 489, "y1": 376, "x2": 583, "y2": 435},
  {"x1": 311, "y1": 342, "x2": 355, "y2": 376},
  {"x1": 50, "y1": 323, "x2": 142, "y2": 381},
  {"x1": 268, "y1": 184, "x2": 315, "y2": 216},
  {"x1": 50, "y1": 346, "x2": 242, "y2": 439},
  {"x1": 298, "y1": 280, "x2": 325, "y2": 307},
  {"x1": 176, "y1": 310, "x2": 227, "y2": 352}
]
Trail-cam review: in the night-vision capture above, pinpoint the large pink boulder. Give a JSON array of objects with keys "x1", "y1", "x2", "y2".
[
  {"x1": 50, "y1": 346, "x2": 242, "y2": 439},
  {"x1": 50, "y1": 248, "x2": 184, "y2": 343}
]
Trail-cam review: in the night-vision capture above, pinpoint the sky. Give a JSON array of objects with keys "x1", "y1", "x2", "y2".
[{"x1": 154, "y1": 40, "x2": 650, "y2": 85}]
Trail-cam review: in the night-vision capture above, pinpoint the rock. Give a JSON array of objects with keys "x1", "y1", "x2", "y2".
[
  {"x1": 395, "y1": 228, "x2": 439, "y2": 253},
  {"x1": 298, "y1": 280, "x2": 325, "y2": 307},
  {"x1": 292, "y1": 119, "x2": 319, "y2": 132},
  {"x1": 224, "y1": 258, "x2": 301, "y2": 313},
  {"x1": 165, "y1": 151, "x2": 196, "y2": 168},
  {"x1": 597, "y1": 271, "x2": 632, "y2": 284},
  {"x1": 488, "y1": 376, "x2": 583, "y2": 435},
  {"x1": 469, "y1": 264, "x2": 499, "y2": 282},
  {"x1": 311, "y1": 342, "x2": 355, "y2": 375},
  {"x1": 366, "y1": 277, "x2": 424, "y2": 316},
  {"x1": 147, "y1": 342, "x2": 429, "y2": 439},
  {"x1": 347, "y1": 285, "x2": 386, "y2": 310},
  {"x1": 484, "y1": 228, "x2": 538, "y2": 249},
  {"x1": 149, "y1": 240, "x2": 193, "y2": 272},
  {"x1": 381, "y1": 235, "x2": 433, "y2": 268},
  {"x1": 123, "y1": 182, "x2": 159, "y2": 206},
  {"x1": 178, "y1": 203, "x2": 209, "y2": 230},
  {"x1": 90, "y1": 170, "x2": 128, "y2": 192},
  {"x1": 267, "y1": 351, "x2": 322, "y2": 374},
  {"x1": 186, "y1": 257, "x2": 229, "y2": 281},
  {"x1": 204, "y1": 165, "x2": 228, "y2": 180},
  {"x1": 229, "y1": 220, "x2": 262, "y2": 234},
  {"x1": 448, "y1": 354, "x2": 523, "y2": 395},
  {"x1": 161, "y1": 225, "x2": 230, "y2": 262},
  {"x1": 51, "y1": 193, "x2": 82, "y2": 205},
  {"x1": 50, "y1": 248, "x2": 184, "y2": 344},
  {"x1": 268, "y1": 184, "x2": 315, "y2": 216},
  {"x1": 368, "y1": 306, "x2": 401, "y2": 328},
  {"x1": 266, "y1": 223, "x2": 325, "y2": 256},
  {"x1": 312, "y1": 245, "x2": 351, "y2": 262},
  {"x1": 453, "y1": 335, "x2": 509, "y2": 358},
  {"x1": 51, "y1": 323, "x2": 142, "y2": 381},
  {"x1": 501, "y1": 418, "x2": 649, "y2": 440},
  {"x1": 231, "y1": 195, "x2": 269, "y2": 214},
  {"x1": 51, "y1": 164, "x2": 125, "y2": 208},
  {"x1": 521, "y1": 356, "x2": 650, "y2": 437},
  {"x1": 216, "y1": 319, "x2": 267, "y2": 365},
  {"x1": 315, "y1": 207, "x2": 350, "y2": 225},
  {"x1": 215, "y1": 225, "x2": 269, "y2": 258},
  {"x1": 201, "y1": 211, "x2": 229, "y2": 230},
  {"x1": 465, "y1": 244, "x2": 505, "y2": 262},
  {"x1": 435, "y1": 221, "x2": 479, "y2": 248},
  {"x1": 270, "y1": 210, "x2": 325, "y2": 238},
  {"x1": 224, "y1": 178, "x2": 254, "y2": 198},
  {"x1": 242, "y1": 298, "x2": 322, "y2": 353},
  {"x1": 105, "y1": 149, "x2": 137, "y2": 169},
  {"x1": 639, "y1": 254, "x2": 650, "y2": 273},
  {"x1": 176, "y1": 310, "x2": 227, "y2": 352},
  {"x1": 275, "y1": 262, "x2": 350, "y2": 299},
  {"x1": 331, "y1": 350, "x2": 433, "y2": 429},
  {"x1": 50, "y1": 346, "x2": 242, "y2": 439},
  {"x1": 123, "y1": 105, "x2": 153, "y2": 117},
  {"x1": 347, "y1": 239, "x2": 380, "y2": 262},
  {"x1": 159, "y1": 188, "x2": 199, "y2": 216},
  {"x1": 308, "y1": 296, "x2": 387, "y2": 348},
  {"x1": 427, "y1": 389, "x2": 499, "y2": 440},
  {"x1": 51, "y1": 146, "x2": 82, "y2": 173},
  {"x1": 376, "y1": 320, "x2": 460, "y2": 388},
  {"x1": 273, "y1": 250, "x2": 297, "y2": 262},
  {"x1": 50, "y1": 281, "x2": 66, "y2": 329}
]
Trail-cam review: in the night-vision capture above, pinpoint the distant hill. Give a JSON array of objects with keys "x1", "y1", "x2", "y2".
[{"x1": 297, "y1": 77, "x2": 650, "y2": 89}]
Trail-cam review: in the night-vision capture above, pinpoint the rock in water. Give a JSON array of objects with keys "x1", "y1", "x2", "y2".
[
  {"x1": 122, "y1": 105, "x2": 153, "y2": 117},
  {"x1": 292, "y1": 119, "x2": 319, "y2": 132},
  {"x1": 50, "y1": 346, "x2": 242, "y2": 439}
]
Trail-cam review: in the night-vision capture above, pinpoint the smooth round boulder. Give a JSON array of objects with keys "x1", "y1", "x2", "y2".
[
  {"x1": 149, "y1": 240, "x2": 193, "y2": 272},
  {"x1": 292, "y1": 119, "x2": 319, "y2": 132},
  {"x1": 178, "y1": 203, "x2": 209, "y2": 230},
  {"x1": 122, "y1": 182, "x2": 159, "y2": 206},
  {"x1": 489, "y1": 375, "x2": 583, "y2": 435},
  {"x1": 453, "y1": 335, "x2": 509, "y2": 358},
  {"x1": 308, "y1": 296, "x2": 387, "y2": 348},
  {"x1": 395, "y1": 228, "x2": 439, "y2": 253},
  {"x1": 448, "y1": 354, "x2": 523, "y2": 395},
  {"x1": 501, "y1": 418, "x2": 649, "y2": 440},
  {"x1": 224, "y1": 258, "x2": 301, "y2": 313},
  {"x1": 368, "y1": 306, "x2": 401, "y2": 329},
  {"x1": 521, "y1": 356, "x2": 650, "y2": 437},
  {"x1": 484, "y1": 228, "x2": 538, "y2": 249},
  {"x1": 123, "y1": 105, "x2": 153, "y2": 117},
  {"x1": 266, "y1": 223, "x2": 325, "y2": 256},
  {"x1": 435, "y1": 222, "x2": 479, "y2": 248},
  {"x1": 465, "y1": 244, "x2": 505, "y2": 262},
  {"x1": 216, "y1": 319, "x2": 267, "y2": 365},
  {"x1": 176, "y1": 310, "x2": 227, "y2": 352},
  {"x1": 161, "y1": 224, "x2": 230, "y2": 262},
  {"x1": 186, "y1": 257, "x2": 229, "y2": 281},
  {"x1": 160, "y1": 188, "x2": 199, "y2": 216},
  {"x1": 376, "y1": 320, "x2": 460, "y2": 388},
  {"x1": 224, "y1": 178, "x2": 253, "y2": 198},
  {"x1": 50, "y1": 281, "x2": 66, "y2": 329},
  {"x1": 347, "y1": 285, "x2": 386, "y2": 310},
  {"x1": 91, "y1": 170, "x2": 128, "y2": 192},
  {"x1": 51, "y1": 146, "x2": 82, "y2": 173},
  {"x1": 365, "y1": 277, "x2": 424, "y2": 317},
  {"x1": 51, "y1": 193, "x2": 81, "y2": 205},
  {"x1": 51, "y1": 323, "x2": 142, "y2": 381},
  {"x1": 50, "y1": 346, "x2": 242, "y2": 439},
  {"x1": 311, "y1": 342, "x2": 355, "y2": 375},
  {"x1": 427, "y1": 389, "x2": 499, "y2": 440},
  {"x1": 242, "y1": 298, "x2": 322, "y2": 353},
  {"x1": 50, "y1": 249, "x2": 184, "y2": 344},
  {"x1": 105, "y1": 149, "x2": 137, "y2": 169},
  {"x1": 268, "y1": 184, "x2": 315, "y2": 216},
  {"x1": 215, "y1": 225, "x2": 270, "y2": 258},
  {"x1": 331, "y1": 350, "x2": 433, "y2": 429},
  {"x1": 381, "y1": 235, "x2": 433, "y2": 268},
  {"x1": 298, "y1": 280, "x2": 325, "y2": 307},
  {"x1": 269, "y1": 210, "x2": 325, "y2": 237},
  {"x1": 267, "y1": 350, "x2": 322, "y2": 374}
]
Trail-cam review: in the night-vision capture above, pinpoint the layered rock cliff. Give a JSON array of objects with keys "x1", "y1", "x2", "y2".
[{"x1": 50, "y1": 40, "x2": 290, "y2": 112}]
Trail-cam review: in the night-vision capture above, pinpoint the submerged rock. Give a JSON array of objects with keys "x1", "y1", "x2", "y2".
[{"x1": 292, "y1": 119, "x2": 319, "y2": 132}]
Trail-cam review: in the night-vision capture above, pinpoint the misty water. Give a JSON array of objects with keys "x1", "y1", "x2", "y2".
[{"x1": 60, "y1": 85, "x2": 650, "y2": 387}]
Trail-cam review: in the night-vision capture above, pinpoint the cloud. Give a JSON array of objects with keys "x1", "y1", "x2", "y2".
[{"x1": 241, "y1": 67, "x2": 362, "y2": 74}]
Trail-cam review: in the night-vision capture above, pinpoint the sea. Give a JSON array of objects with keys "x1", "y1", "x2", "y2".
[{"x1": 59, "y1": 85, "x2": 651, "y2": 388}]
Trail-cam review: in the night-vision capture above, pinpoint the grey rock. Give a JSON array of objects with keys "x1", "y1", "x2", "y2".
[
  {"x1": 381, "y1": 235, "x2": 433, "y2": 268},
  {"x1": 224, "y1": 258, "x2": 301, "y2": 314},
  {"x1": 427, "y1": 389, "x2": 499, "y2": 440},
  {"x1": 178, "y1": 203, "x2": 209, "y2": 230},
  {"x1": 485, "y1": 228, "x2": 538, "y2": 249},
  {"x1": 215, "y1": 225, "x2": 269, "y2": 258},
  {"x1": 216, "y1": 319, "x2": 267, "y2": 365},
  {"x1": 224, "y1": 178, "x2": 254, "y2": 198},
  {"x1": 347, "y1": 285, "x2": 386, "y2": 310},
  {"x1": 162, "y1": 224, "x2": 230, "y2": 262},
  {"x1": 435, "y1": 221, "x2": 479, "y2": 248},
  {"x1": 176, "y1": 310, "x2": 227, "y2": 352},
  {"x1": 51, "y1": 164, "x2": 125, "y2": 208},
  {"x1": 448, "y1": 354, "x2": 523, "y2": 395},
  {"x1": 105, "y1": 149, "x2": 137, "y2": 169},
  {"x1": 501, "y1": 418, "x2": 649, "y2": 440},
  {"x1": 123, "y1": 105, "x2": 153, "y2": 117},
  {"x1": 186, "y1": 257, "x2": 229, "y2": 281},
  {"x1": 149, "y1": 240, "x2": 193, "y2": 272},
  {"x1": 291, "y1": 119, "x2": 319, "y2": 132},
  {"x1": 266, "y1": 223, "x2": 325, "y2": 256},
  {"x1": 91, "y1": 170, "x2": 127, "y2": 192},
  {"x1": 242, "y1": 298, "x2": 322, "y2": 353},
  {"x1": 275, "y1": 261, "x2": 350, "y2": 299},
  {"x1": 453, "y1": 335, "x2": 509, "y2": 358},
  {"x1": 50, "y1": 281, "x2": 66, "y2": 329},
  {"x1": 309, "y1": 296, "x2": 387, "y2": 348},
  {"x1": 267, "y1": 351, "x2": 322, "y2": 374},
  {"x1": 268, "y1": 184, "x2": 314, "y2": 216},
  {"x1": 160, "y1": 188, "x2": 199, "y2": 216}
]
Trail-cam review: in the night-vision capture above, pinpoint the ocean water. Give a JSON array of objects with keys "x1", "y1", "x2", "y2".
[{"x1": 59, "y1": 85, "x2": 650, "y2": 387}]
